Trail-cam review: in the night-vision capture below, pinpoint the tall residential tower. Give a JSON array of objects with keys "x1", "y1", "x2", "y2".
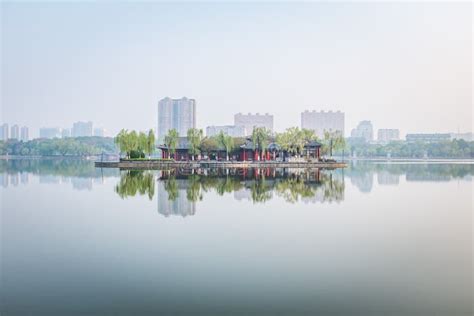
[{"x1": 157, "y1": 97, "x2": 196, "y2": 141}]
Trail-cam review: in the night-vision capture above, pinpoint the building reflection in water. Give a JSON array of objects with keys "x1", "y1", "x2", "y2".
[
  {"x1": 377, "y1": 171, "x2": 400, "y2": 185},
  {"x1": 72, "y1": 177, "x2": 94, "y2": 191},
  {"x1": 157, "y1": 178, "x2": 196, "y2": 217}
]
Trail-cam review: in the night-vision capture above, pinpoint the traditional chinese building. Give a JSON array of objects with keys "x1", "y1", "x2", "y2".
[{"x1": 159, "y1": 137, "x2": 322, "y2": 161}]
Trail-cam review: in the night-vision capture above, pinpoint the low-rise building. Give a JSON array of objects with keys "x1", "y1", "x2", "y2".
[
  {"x1": 61, "y1": 128, "x2": 71, "y2": 138},
  {"x1": 450, "y1": 132, "x2": 473, "y2": 141},
  {"x1": 93, "y1": 128, "x2": 106, "y2": 137},
  {"x1": 405, "y1": 133, "x2": 451, "y2": 143},
  {"x1": 40, "y1": 127, "x2": 61, "y2": 139},
  {"x1": 377, "y1": 129, "x2": 399, "y2": 143},
  {"x1": 351, "y1": 121, "x2": 373, "y2": 142},
  {"x1": 72, "y1": 121, "x2": 93, "y2": 137}
]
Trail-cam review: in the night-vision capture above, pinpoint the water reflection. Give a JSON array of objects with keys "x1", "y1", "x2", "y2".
[
  {"x1": 348, "y1": 161, "x2": 473, "y2": 193},
  {"x1": 0, "y1": 158, "x2": 118, "y2": 189},
  {"x1": 115, "y1": 170, "x2": 155, "y2": 200},
  {"x1": 114, "y1": 168, "x2": 346, "y2": 217},
  {"x1": 1, "y1": 159, "x2": 472, "y2": 196}
]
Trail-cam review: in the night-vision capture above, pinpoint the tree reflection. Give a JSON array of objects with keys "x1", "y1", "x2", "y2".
[
  {"x1": 115, "y1": 168, "x2": 346, "y2": 205},
  {"x1": 249, "y1": 177, "x2": 273, "y2": 203},
  {"x1": 115, "y1": 170, "x2": 155, "y2": 200}
]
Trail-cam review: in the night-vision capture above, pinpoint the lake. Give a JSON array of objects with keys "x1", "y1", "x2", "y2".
[{"x1": 1, "y1": 159, "x2": 472, "y2": 315}]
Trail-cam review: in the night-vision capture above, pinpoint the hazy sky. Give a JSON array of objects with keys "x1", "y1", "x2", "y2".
[{"x1": 1, "y1": 2, "x2": 472, "y2": 138}]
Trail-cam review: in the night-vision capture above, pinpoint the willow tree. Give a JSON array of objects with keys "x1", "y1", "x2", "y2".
[
  {"x1": 187, "y1": 128, "x2": 203, "y2": 160},
  {"x1": 301, "y1": 128, "x2": 317, "y2": 143},
  {"x1": 115, "y1": 129, "x2": 128, "y2": 158},
  {"x1": 128, "y1": 130, "x2": 139, "y2": 153},
  {"x1": 217, "y1": 131, "x2": 234, "y2": 161},
  {"x1": 323, "y1": 130, "x2": 346, "y2": 157},
  {"x1": 138, "y1": 131, "x2": 148, "y2": 155},
  {"x1": 146, "y1": 129, "x2": 155, "y2": 158},
  {"x1": 164, "y1": 129, "x2": 179, "y2": 159},
  {"x1": 251, "y1": 127, "x2": 271, "y2": 160}
]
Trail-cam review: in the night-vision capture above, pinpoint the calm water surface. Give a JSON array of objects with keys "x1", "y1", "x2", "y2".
[{"x1": 1, "y1": 159, "x2": 472, "y2": 315}]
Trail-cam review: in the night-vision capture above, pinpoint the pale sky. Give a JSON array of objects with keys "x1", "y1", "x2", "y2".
[{"x1": 1, "y1": 2, "x2": 472, "y2": 138}]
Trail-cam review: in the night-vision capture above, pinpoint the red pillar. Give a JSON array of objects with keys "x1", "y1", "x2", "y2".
[{"x1": 266, "y1": 152, "x2": 270, "y2": 161}]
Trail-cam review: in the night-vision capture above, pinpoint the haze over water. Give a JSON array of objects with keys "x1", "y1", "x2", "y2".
[{"x1": 1, "y1": 160, "x2": 472, "y2": 315}]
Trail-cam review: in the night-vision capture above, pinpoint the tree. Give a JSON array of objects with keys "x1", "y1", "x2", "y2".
[
  {"x1": 301, "y1": 128, "x2": 317, "y2": 143},
  {"x1": 200, "y1": 137, "x2": 219, "y2": 158},
  {"x1": 164, "y1": 129, "x2": 179, "y2": 159},
  {"x1": 138, "y1": 131, "x2": 148, "y2": 155},
  {"x1": 217, "y1": 131, "x2": 234, "y2": 161},
  {"x1": 115, "y1": 129, "x2": 128, "y2": 158},
  {"x1": 187, "y1": 128, "x2": 203, "y2": 160},
  {"x1": 323, "y1": 130, "x2": 345, "y2": 157},
  {"x1": 276, "y1": 127, "x2": 304, "y2": 158},
  {"x1": 251, "y1": 127, "x2": 271, "y2": 160},
  {"x1": 146, "y1": 129, "x2": 155, "y2": 158}
]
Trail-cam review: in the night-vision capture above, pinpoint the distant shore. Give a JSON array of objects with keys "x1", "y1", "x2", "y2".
[
  {"x1": 2, "y1": 155, "x2": 473, "y2": 164},
  {"x1": 343, "y1": 157, "x2": 474, "y2": 163}
]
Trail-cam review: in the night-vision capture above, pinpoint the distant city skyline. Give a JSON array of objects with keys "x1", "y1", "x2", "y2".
[{"x1": 1, "y1": 2, "x2": 472, "y2": 138}]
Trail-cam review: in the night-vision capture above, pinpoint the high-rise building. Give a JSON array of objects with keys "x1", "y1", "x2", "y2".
[
  {"x1": 301, "y1": 110, "x2": 345, "y2": 138},
  {"x1": 377, "y1": 129, "x2": 399, "y2": 143},
  {"x1": 157, "y1": 97, "x2": 196, "y2": 141},
  {"x1": 351, "y1": 121, "x2": 374, "y2": 142},
  {"x1": 39, "y1": 127, "x2": 61, "y2": 139},
  {"x1": 93, "y1": 128, "x2": 106, "y2": 137},
  {"x1": 206, "y1": 125, "x2": 246, "y2": 137},
  {"x1": 20, "y1": 126, "x2": 29, "y2": 141},
  {"x1": 234, "y1": 113, "x2": 273, "y2": 135},
  {"x1": 0, "y1": 124, "x2": 8, "y2": 141},
  {"x1": 61, "y1": 128, "x2": 71, "y2": 138},
  {"x1": 72, "y1": 121, "x2": 93, "y2": 137},
  {"x1": 10, "y1": 124, "x2": 19, "y2": 140}
]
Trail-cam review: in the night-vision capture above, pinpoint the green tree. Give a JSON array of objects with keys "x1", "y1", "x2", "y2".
[
  {"x1": 251, "y1": 127, "x2": 271, "y2": 160},
  {"x1": 164, "y1": 129, "x2": 179, "y2": 159},
  {"x1": 187, "y1": 128, "x2": 203, "y2": 160},
  {"x1": 217, "y1": 131, "x2": 234, "y2": 161},
  {"x1": 138, "y1": 131, "x2": 148, "y2": 155},
  {"x1": 146, "y1": 129, "x2": 155, "y2": 159},
  {"x1": 323, "y1": 130, "x2": 345, "y2": 157}
]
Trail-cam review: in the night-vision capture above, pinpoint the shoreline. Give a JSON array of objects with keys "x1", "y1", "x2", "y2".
[{"x1": 94, "y1": 160, "x2": 348, "y2": 169}]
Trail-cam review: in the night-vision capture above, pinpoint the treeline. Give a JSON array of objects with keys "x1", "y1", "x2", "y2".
[
  {"x1": 346, "y1": 139, "x2": 474, "y2": 158},
  {"x1": 0, "y1": 137, "x2": 117, "y2": 156}
]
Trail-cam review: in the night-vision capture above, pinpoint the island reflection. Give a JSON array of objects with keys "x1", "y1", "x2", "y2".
[{"x1": 115, "y1": 168, "x2": 345, "y2": 217}]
